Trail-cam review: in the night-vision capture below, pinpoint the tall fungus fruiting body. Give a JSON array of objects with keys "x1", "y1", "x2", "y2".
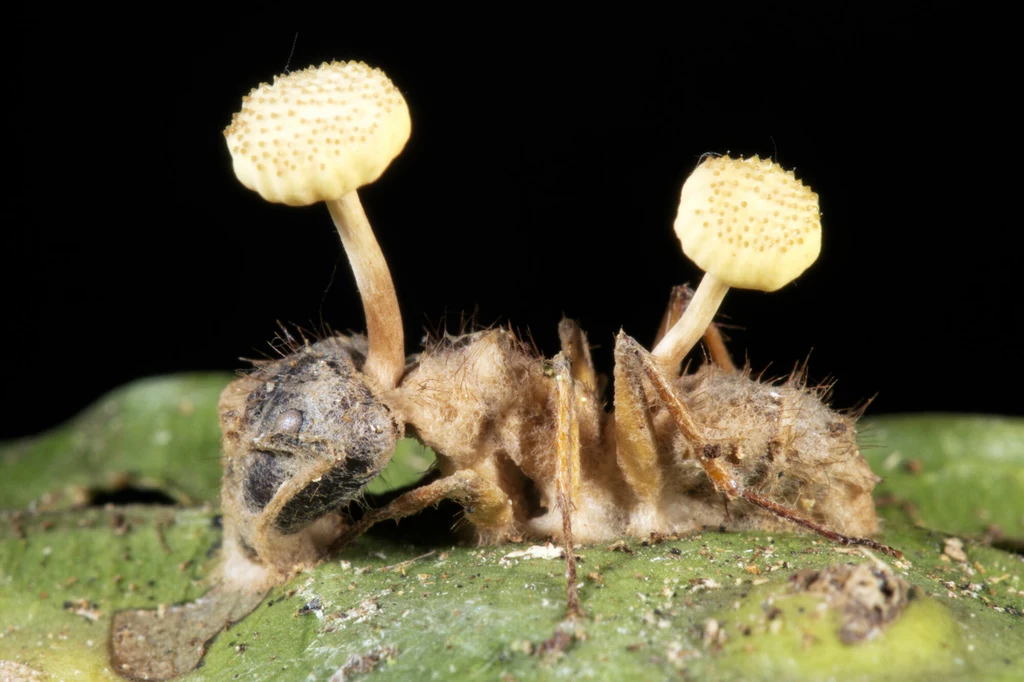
[
  {"x1": 396, "y1": 328, "x2": 879, "y2": 545},
  {"x1": 217, "y1": 335, "x2": 401, "y2": 583}
]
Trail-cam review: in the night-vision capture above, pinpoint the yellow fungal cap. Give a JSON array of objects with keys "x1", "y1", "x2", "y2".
[
  {"x1": 224, "y1": 61, "x2": 410, "y2": 206},
  {"x1": 674, "y1": 155, "x2": 821, "y2": 292}
]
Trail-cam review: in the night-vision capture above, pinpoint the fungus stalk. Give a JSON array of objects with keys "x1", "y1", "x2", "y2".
[
  {"x1": 651, "y1": 273, "x2": 728, "y2": 367},
  {"x1": 327, "y1": 193, "x2": 404, "y2": 389}
]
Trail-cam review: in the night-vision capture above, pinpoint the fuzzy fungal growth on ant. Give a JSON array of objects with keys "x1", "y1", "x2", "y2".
[{"x1": 108, "y1": 63, "x2": 898, "y2": 680}]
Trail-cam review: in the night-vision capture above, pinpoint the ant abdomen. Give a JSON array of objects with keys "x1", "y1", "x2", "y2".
[
  {"x1": 674, "y1": 365, "x2": 880, "y2": 537},
  {"x1": 218, "y1": 335, "x2": 401, "y2": 577}
]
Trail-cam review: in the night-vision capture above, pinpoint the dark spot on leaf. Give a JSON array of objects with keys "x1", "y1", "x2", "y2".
[
  {"x1": 536, "y1": 629, "x2": 574, "y2": 657},
  {"x1": 89, "y1": 486, "x2": 177, "y2": 506},
  {"x1": 298, "y1": 597, "x2": 322, "y2": 615},
  {"x1": 991, "y1": 536, "x2": 1024, "y2": 556}
]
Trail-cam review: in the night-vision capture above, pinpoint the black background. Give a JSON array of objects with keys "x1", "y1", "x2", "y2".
[{"x1": 7, "y1": 11, "x2": 1019, "y2": 440}]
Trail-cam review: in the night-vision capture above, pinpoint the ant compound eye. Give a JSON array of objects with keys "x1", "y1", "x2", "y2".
[{"x1": 275, "y1": 409, "x2": 304, "y2": 434}]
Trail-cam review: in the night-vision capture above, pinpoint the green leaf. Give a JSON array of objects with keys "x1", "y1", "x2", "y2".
[
  {"x1": 861, "y1": 415, "x2": 1024, "y2": 539},
  {"x1": 0, "y1": 375, "x2": 230, "y2": 510},
  {"x1": 365, "y1": 440, "x2": 437, "y2": 496},
  {"x1": 1, "y1": 378, "x2": 1022, "y2": 680},
  {"x1": 2, "y1": 511, "x2": 1021, "y2": 681}
]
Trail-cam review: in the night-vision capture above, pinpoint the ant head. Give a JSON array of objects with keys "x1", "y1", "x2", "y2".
[{"x1": 219, "y1": 334, "x2": 401, "y2": 570}]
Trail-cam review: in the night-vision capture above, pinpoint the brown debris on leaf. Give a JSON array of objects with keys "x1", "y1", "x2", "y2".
[
  {"x1": 328, "y1": 645, "x2": 398, "y2": 682},
  {"x1": 109, "y1": 586, "x2": 267, "y2": 681},
  {"x1": 943, "y1": 537, "x2": 968, "y2": 563},
  {"x1": 703, "y1": 618, "x2": 727, "y2": 650},
  {"x1": 62, "y1": 598, "x2": 102, "y2": 622},
  {"x1": 536, "y1": 627, "x2": 575, "y2": 659},
  {"x1": 0, "y1": 661, "x2": 46, "y2": 681},
  {"x1": 788, "y1": 561, "x2": 914, "y2": 644}
]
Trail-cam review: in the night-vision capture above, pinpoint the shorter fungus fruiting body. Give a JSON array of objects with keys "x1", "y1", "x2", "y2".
[{"x1": 653, "y1": 155, "x2": 823, "y2": 371}]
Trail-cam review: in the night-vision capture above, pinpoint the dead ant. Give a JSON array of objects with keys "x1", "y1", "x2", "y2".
[
  {"x1": 110, "y1": 60, "x2": 900, "y2": 681},
  {"x1": 215, "y1": 61, "x2": 899, "y2": 611}
]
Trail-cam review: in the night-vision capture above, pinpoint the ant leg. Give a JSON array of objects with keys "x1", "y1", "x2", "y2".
[
  {"x1": 218, "y1": 443, "x2": 355, "y2": 575},
  {"x1": 622, "y1": 333, "x2": 903, "y2": 559},
  {"x1": 551, "y1": 353, "x2": 583, "y2": 618},
  {"x1": 653, "y1": 285, "x2": 692, "y2": 349},
  {"x1": 612, "y1": 332, "x2": 666, "y2": 505},
  {"x1": 246, "y1": 452, "x2": 357, "y2": 569},
  {"x1": 332, "y1": 470, "x2": 514, "y2": 549},
  {"x1": 736, "y1": 487, "x2": 900, "y2": 558},
  {"x1": 702, "y1": 323, "x2": 736, "y2": 373},
  {"x1": 652, "y1": 286, "x2": 690, "y2": 377},
  {"x1": 558, "y1": 318, "x2": 598, "y2": 394},
  {"x1": 653, "y1": 286, "x2": 736, "y2": 373}
]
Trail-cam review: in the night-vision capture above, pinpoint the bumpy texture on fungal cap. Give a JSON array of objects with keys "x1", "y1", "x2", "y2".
[
  {"x1": 224, "y1": 61, "x2": 410, "y2": 206},
  {"x1": 675, "y1": 155, "x2": 821, "y2": 291}
]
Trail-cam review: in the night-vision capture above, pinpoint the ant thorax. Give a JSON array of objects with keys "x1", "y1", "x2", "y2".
[
  {"x1": 394, "y1": 326, "x2": 879, "y2": 546},
  {"x1": 661, "y1": 364, "x2": 878, "y2": 537},
  {"x1": 393, "y1": 328, "x2": 612, "y2": 544}
]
